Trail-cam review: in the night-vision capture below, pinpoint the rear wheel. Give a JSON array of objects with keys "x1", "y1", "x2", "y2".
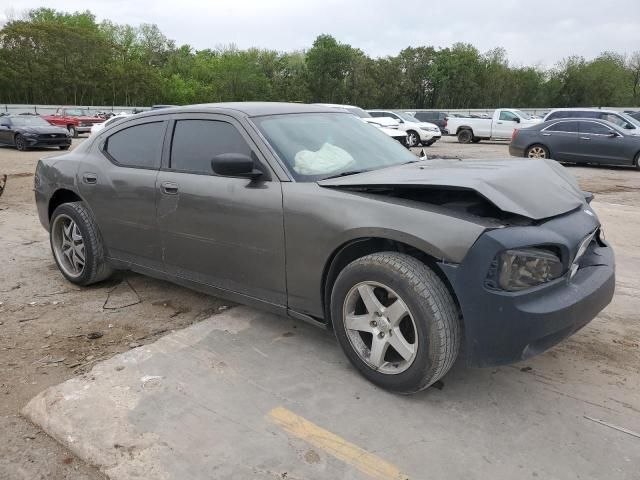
[
  {"x1": 525, "y1": 144, "x2": 549, "y2": 159},
  {"x1": 59, "y1": 145, "x2": 70, "y2": 150},
  {"x1": 331, "y1": 252, "x2": 461, "y2": 394},
  {"x1": 15, "y1": 134, "x2": 27, "y2": 151},
  {"x1": 634, "y1": 152, "x2": 640, "y2": 170},
  {"x1": 457, "y1": 129, "x2": 473, "y2": 144},
  {"x1": 67, "y1": 125, "x2": 78, "y2": 138},
  {"x1": 50, "y1": 202, "x2": 112, "y2": 286}
]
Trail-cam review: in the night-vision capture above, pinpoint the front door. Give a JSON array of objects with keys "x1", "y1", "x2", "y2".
[
  {"x1": 156, "y1": 114, "x2": 286, "y2": 306},
  {"x1": 78, "y1": 119, "x2": 166, "y2": 270},
  {"x1": 493, "y1": 111, "x2": 520, "y2": 139},
  {"x1": 576, "y1": 121, "x2": 627, "y2": 165}
]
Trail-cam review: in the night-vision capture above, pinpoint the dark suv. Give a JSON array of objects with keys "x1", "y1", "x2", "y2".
[{"x1": 408, "y1": 111, "x2": 449, "y2": 133}]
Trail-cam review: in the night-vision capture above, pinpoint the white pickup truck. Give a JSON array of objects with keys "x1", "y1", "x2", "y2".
[{"x1": 446, "y1": 109, "x2": 542, "y2": 144}]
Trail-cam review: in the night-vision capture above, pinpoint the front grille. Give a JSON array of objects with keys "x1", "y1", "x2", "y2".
[{"x1": 37, "y1": 133, "x2": 67, "y2": 139}]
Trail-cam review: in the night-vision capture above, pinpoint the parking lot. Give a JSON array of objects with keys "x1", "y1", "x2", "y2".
[{"x1": 1, "y1": 136, "x2": 639, "y2": 479}]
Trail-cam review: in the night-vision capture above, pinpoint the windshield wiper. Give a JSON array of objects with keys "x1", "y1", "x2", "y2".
[{"x1": 323, "y1": 169, "x2": 369, "y2": 180}]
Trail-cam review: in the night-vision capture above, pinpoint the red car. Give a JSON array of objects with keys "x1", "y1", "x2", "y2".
[{"x1": 41, "y1": 107, "x2": 105, "y2": 137}]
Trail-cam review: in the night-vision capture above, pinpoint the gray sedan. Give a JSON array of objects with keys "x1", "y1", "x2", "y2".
[
  {"x1": 35, "y1": 103, "x2": 615, "y2": 393},
  {"x1": 510, "y1": 118, "x2": 640, "y2": 168}
]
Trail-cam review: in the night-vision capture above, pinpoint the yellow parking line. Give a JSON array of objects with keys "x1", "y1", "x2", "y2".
[{"x1": 267, "y1": 406, "x2": 409, "y2": 480}]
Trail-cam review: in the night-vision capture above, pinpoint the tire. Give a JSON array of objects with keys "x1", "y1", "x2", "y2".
[
  {"x1": 331, "y1": 252, "x2": 461, "y2": 394},
  {"x1": 525, "y1": 144, "x2": 550, "y2": 159},
  {"x1": 15, "y1": 134, "x2": 27, "y2": 151},
  {"x1": 67, "y1": 125, "x2": 78, "y2": 138},
  {"x1": 59, "y1": 145, "x2": 70, "y2": 150},
  {"x1": 424, "y1": 139, "x2": 436, "y2": 147},
  {"x1": 406, "y1": 130, "x2": 421, "y2": 148},
  {"x1": 457, "y1": 129, "x2": 473, "y2": 144},
  {"x1": 471, "y1": 137, "x2": 481, "y2": 143},
  {"x1": 50, "y1": 202, "x2": 113, "y2": 286},
  {"x1": 634, "y1": 152, "x2": 640, "y2": 170}
]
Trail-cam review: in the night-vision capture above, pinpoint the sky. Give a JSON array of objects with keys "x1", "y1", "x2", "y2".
[{"x1": 3, "y1": 0, "x2": 640, "y2": 66}]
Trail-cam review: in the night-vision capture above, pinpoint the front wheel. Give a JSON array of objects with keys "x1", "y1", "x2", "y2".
[
  {"x1": 525, "y1": 144, "x2": 550, "y2": 159},
  {"x1": 67, "y1": 125, "x2": 78, "y2": 138},
  {"x1": 331, "y1": 252, "x2": 461, "y2": 394},
  {"x1": 406, "y1": 131, "x2": 421, "y2": 147},
  {"x1": 50, "y1": 202, "x2": 112, "y2": 286},
  {"x1": 15, "y1": 134, "x2": 27, "y2": 151},
  {"x1": 457, "y1": 129, "x2": 473, "y2": 144},
  {"x1": 634, "y1": 152, "x2": 640, "y2": 170}
]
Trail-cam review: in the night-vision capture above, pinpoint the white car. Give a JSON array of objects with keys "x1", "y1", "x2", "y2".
[
  {"x1": 367, "y1": 110, "x2": 441, "y2": 147},
  {"x1": 90, "y1": 113, "x2": 131, "y2": 135},
  {"x1": 315, "y1": 104, "x2": 400, "y2": 129},
  {"x1": 316, "y1": 104, "x2": 407, "y2": 146}
]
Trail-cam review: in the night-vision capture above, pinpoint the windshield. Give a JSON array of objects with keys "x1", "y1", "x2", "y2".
[
  {"x1": 9, "y1": 116, "x2": 52, "y2": 127},
  {"x1": 512, "y1": 110, "x2": 532, "y2": 120},
  {"x1": 252, "y1": 113, "x2": 416, "y2": 181},
  {"x1": 345, "y1": 106, "x2": 371, "y2": 118},
  {"x1": 64, "y1": 109, "x2": 91, "y2": 116},
  {"x1": 618, "y1": 112, "x2": 640, "y2": 128}
]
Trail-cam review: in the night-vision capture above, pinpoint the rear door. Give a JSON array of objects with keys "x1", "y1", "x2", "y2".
[
  {"x1": 79, "y1": 118, "x2": 166, "y2": 270},
  {"x1": 493, "y1": 110, "x2": 520, "y2": 139},
  {"x1": 576, "y1": 121, "x2": 627, "y2": 165},
  {"x1": 540, "y1": 121, "x2": 579, "y2": 161},
  {"x1": 156, "y1": 114, "x2": 287, "y2": 306}
]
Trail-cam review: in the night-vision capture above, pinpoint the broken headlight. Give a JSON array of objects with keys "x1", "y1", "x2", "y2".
[{"x1": 487, "y1": 248, "x2": 564, "y2": 292}]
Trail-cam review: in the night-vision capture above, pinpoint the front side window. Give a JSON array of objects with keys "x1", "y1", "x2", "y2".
[
  {"x1": 104, "y1": 122, "x2": 165, "y2": 169},
  {"x1": 253, "y1": 112, "x2": 416, "y2": 181},
  {"x1": 499, "y1": 111, "x2": 519, "y2": 122},
  {"x1": 170, "y1": 119, "x2": 252, "y2": 174},
  {"x1": 579, "y1": 121, "x2": 613, "y2": 135},
  {"x1": 546, "y1": 121, "x2": 578, "y2": 133}
]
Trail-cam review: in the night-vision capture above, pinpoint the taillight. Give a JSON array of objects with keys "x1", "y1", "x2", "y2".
[{"x1": 511, "y1": 128, "x2": 519, "y2": 142}]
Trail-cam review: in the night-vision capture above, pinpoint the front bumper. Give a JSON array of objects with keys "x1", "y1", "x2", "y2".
[
  {"x1": 418, "y1": 130, "x2": 441, "y2": 141},
  {"x1": 440, "y1": 208, "x2": 615, "y2": 367},
  {"x1": 24, "y1": 135, "x2": 71, "y2": 147}
]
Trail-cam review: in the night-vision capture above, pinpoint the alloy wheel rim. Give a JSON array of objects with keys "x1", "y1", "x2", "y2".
[
  {"x1": 343, "y1": 281, "x2": 418, "y2": 374},
  {"x1": 408, "y1": 132, "x2": 418, "y2": 147},
  {"x1": 52, "y1": 214, "x2": 85, "y2": 278},
  {"x1": 528, "y1": 147, "x2": 546, "y2": 158},
  {"x1": 16, "y1": 137, "x2": 24, "y2": 149}
]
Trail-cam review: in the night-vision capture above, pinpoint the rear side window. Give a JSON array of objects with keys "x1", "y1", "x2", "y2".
[
  {"x1": 104, "y1": 122, "x2": 165, "y2": 169},
  {"x1": 170, "y1": 120, "x2": 252, "y2": 174},
  {"x1": 579, "y1": 121, "x2": 612, "y2": 135},
  {"x1": 546, "y1": 121, "x2": 578, "y2": 133}
]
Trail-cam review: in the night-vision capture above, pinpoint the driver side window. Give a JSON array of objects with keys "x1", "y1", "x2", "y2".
[{"x1": 499, "y1": 111, "x2": 518, "y2": 122}]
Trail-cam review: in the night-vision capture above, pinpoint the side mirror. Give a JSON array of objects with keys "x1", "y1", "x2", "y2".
[
  {"x1": 211, "y1": 153, "x2": 262, "y2": 179},
  {"x1": 514, "y1": 117, "x2": 521, "y2": 123},
  {"x1": 608, "y1": 131, "x2": 619, "y2": 138},
  {"x1": 397, "y1": 119, "x2": 404, "y2": 124}
]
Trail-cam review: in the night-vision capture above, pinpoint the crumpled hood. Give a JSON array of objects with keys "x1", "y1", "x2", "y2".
[{"x1": 318, "y1": 159, "x2": 587, "y2": 220}]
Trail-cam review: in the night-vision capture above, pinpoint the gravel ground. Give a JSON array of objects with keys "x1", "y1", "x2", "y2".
[{"x1": 1, "y1": 135, "x2": 638, "y2": 479}]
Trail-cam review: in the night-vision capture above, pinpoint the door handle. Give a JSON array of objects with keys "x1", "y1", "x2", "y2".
[
  {"x1": 161, "y1": 182, "x2": 179, "y2": 195},
  {"x1": 496, "y1": 121, "x2": 503, "y2": 124},
  {"x1": 580, "y1": 137, "x2": 591, "y2": 140},
  {"x1": 542, "y1": 133, "x2": 551, "y2": 136},
  {"x1": 82, "y1": 173, "x2": 97, "y2": 184}
]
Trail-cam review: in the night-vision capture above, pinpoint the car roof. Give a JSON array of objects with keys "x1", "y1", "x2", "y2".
[
  {"x1": 541, "y1": 117, "x2": 626, "y2": 131},
  {"x1": 547, "y1": 108, "x2": 621, "y2": 114},
  {"x1": 138, "y1": 102, "x2": 342, "y2": 118}
]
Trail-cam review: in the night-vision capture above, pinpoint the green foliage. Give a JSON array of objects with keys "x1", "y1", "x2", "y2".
[{"x1": 1, "y1": 10, "x2": 639, "y2": 108}]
